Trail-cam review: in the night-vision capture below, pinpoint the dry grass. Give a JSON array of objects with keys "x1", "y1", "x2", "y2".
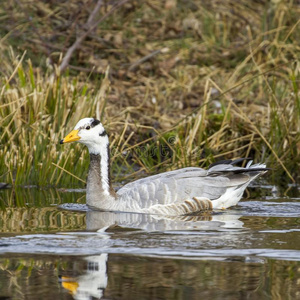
[{"x1": 0, "y1": 0, "x2": 300, "y2": 186}]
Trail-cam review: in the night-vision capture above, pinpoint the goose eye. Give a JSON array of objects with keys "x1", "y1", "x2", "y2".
[{"x1": 86, "y1": 126, "x2": 91, "y2": 130}]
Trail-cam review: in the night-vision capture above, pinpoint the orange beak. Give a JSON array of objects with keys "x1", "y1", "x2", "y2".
[
  {"x1": 60, "y1": 129, "x2": 81, "y2": 144},
  {"x1": 60, "y1": 276, "x2": 79, "y2": 295}
]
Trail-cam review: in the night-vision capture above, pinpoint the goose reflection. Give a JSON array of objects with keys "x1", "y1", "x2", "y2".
[
  {"x1": 59, "y1": 209, "x2": 244, "y2": 299},
  {"x1": 85, "y1": 209, "x2": 244, "y2": 231},
  {"x1": 60, "y1": 253, "x2": 108, "y2": 300}
]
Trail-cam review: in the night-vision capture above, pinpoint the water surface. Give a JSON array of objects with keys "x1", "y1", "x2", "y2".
[{"x1": 0, "y1": 185, "x2": 299, "y2": 299}]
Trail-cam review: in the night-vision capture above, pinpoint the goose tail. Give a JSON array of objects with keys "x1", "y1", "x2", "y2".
[{"x1": 208, "y1": 158, "x2": 269, "y2": 177}]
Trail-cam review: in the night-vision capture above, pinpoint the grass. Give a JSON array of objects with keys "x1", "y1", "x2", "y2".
[{"x1": 0, "y1": 0, "x2": 300, "y2": 187}]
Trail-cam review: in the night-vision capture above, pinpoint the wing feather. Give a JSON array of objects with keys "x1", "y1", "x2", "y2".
[{"x1": 117, "y1": 166, "x2": 254, "y2": 208}]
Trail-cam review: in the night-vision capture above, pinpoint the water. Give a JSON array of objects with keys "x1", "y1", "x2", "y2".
[{"x1": 0, "y1": 185, "x2": 299, "y2": 299}]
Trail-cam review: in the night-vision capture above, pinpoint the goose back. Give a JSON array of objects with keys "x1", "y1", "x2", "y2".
[{"x1": 117, "y1": 165, "x2": 259, "y2": 211}]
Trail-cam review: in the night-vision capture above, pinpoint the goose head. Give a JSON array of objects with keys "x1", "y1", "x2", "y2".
[{"x1": 60, "y1": 118, "x2": 108, "y2": 154}]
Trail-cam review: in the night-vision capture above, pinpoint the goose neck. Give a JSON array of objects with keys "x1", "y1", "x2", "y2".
[{"x1": 87, "y1": 145, "x2": 116, "y2": 207}]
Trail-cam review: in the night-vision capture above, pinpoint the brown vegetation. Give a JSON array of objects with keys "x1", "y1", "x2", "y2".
[{"x1": 0, "y1": 0, "x2": 300, "y2": 186}]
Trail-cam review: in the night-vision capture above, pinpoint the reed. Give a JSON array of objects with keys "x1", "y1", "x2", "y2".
[{"x1": 0, "y1": 0, "x2": 299, "y2": 187}]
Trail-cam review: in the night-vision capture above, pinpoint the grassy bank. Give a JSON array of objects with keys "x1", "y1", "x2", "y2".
[{"x1": 0, "y1": 0, "x2": 300, "y2": 187}]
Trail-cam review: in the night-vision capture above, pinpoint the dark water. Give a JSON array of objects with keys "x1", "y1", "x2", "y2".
[{"x1": 0, "y1": 185, "x2": 299, "y2": 299}]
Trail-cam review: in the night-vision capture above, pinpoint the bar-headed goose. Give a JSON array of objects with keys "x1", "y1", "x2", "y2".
[{"x1": 60, "y1": 118, "x2": 268, "y2": 216}]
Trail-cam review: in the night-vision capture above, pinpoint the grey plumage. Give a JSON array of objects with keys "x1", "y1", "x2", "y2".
[{"x1": 116, "y1": 163, "x2": 267, "y2": 214}]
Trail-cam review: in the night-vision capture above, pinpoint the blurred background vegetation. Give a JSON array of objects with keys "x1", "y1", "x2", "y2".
[{"x1": 0, "y1": 0, "x2": 299, "y2": 187}]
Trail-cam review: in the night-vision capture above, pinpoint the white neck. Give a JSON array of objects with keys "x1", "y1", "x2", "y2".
[
  {"x1": 98, "y1": 143, "x2": 110, "y2": 195},
  {"x1": 86, "y1": 134, "x2": 109, "y2": 156},
  {"x1": 86, "y1": 136, "x2": 117, "y2": 209}
]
